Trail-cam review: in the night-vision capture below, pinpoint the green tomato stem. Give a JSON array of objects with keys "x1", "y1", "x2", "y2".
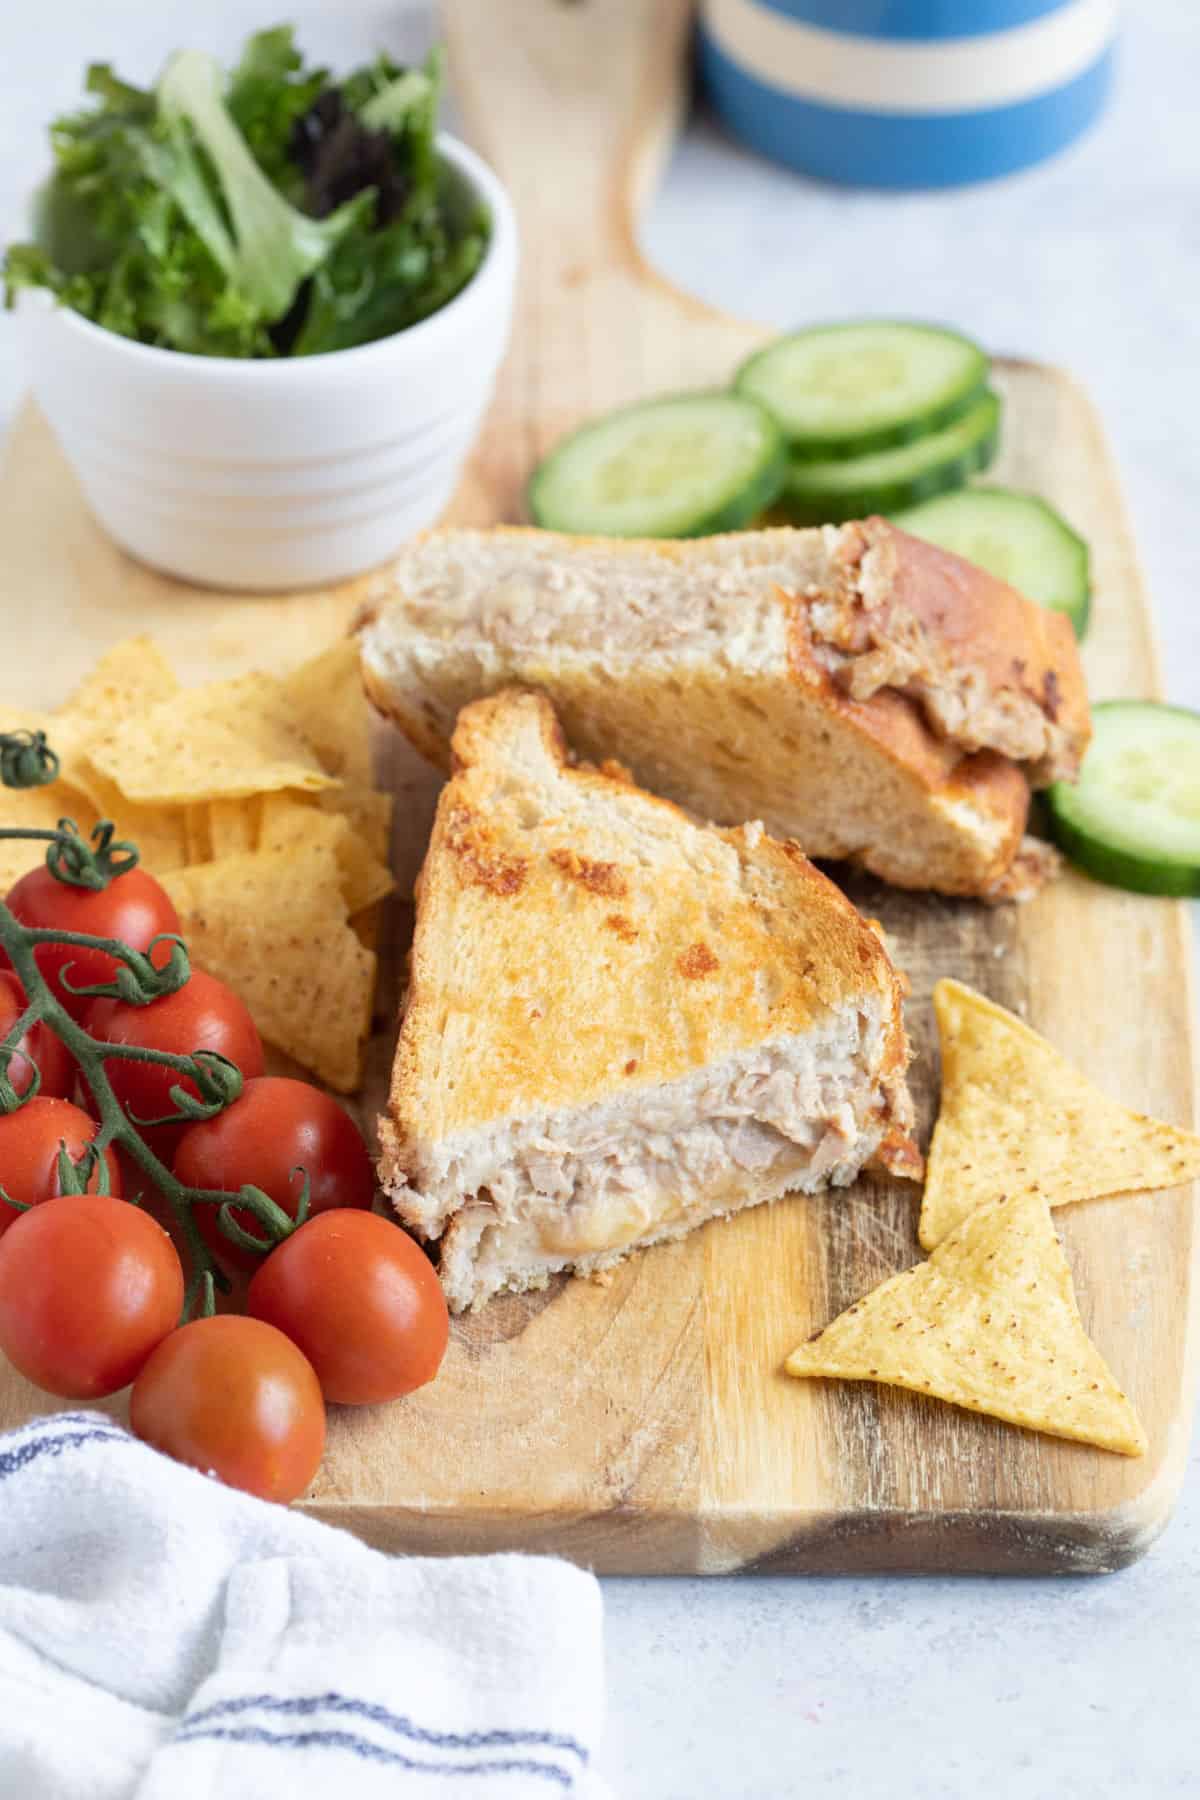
[
  {"x1": 0, "y1": 801, "x2": 308, "y2": 1316},
  {"x1": 0, "y1": 895, "x2": 270, "y2": 1313}
]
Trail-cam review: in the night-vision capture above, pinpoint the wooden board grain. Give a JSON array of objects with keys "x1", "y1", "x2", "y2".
[{"x1": 0, "y1": 0, "x2": 1195, "y2": 1572}]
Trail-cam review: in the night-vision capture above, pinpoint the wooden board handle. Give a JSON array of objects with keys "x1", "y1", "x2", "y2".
[{"x1": 443, "y1": 0, "x2": 694, "y2": 278}]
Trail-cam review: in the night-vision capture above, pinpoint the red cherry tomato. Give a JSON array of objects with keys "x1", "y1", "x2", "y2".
[
  {"x1": 0, "y1": 971, "x2": 73, "y2": 1099},
  {"x1": 174, "y1": 1077, "x2": 375, "y2": 1271},
  {"x1": 130, "y1": 1314, "x2": 325, "y2": 1503},
  {"x1": 3, "y1": 864, "x2": 180, "y2": 1021},
  {"x1": 0, "y1": 1097, "x2": 121, "y2": 1240},
  {"x1": 0, "y1": 1193, "x2": 182, "y2": 1397},
  {"x1": 248, "y1": 1210, "x2": 448, "y2": 1405},
  {"x1": 86, "y1": 970, "x2": 264, "y2": 1159}
]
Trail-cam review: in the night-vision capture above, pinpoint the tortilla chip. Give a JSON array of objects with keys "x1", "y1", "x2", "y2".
[
  {"x1": 69, "y1": 764, "x2": 189, "y2": 875},
  {"x1": 282, "y1": 641, "x2": 373, "y2": 785},
  {"x1": 59, "y1": 637, "x2": 179, "y2": 721},
  {"x1": 208, "y1": 797, "x2": 261, "y2": 858},
  {"x1": 350, "y1": 906, "x2": 380, "y2": 953},
  {"x1": 257, "y1": 792, "x2": 330, "y2": 852},
  {"x1": 320, "y1": 784, "x2": 392, "y2": 863},
  {"x1": 786, "y1": 1192, "x2": 1146, "y2": 1457},
  {"x1": 258, "y1": 794, "x2": 393, "y2": 915},
  {"x1": 86, "y1": 673, "x2": 337, "y2": 804},
  {"x1": 0, "y1": 782, "x2": 99, "y2": 892},
  {"x1": 333, "y1": 829, "x2": 394, "y2": 915},
  {"x1": 0, "y1": 705, "x2": 181, "y2": 882},
  {"x1": 163, "y1": 845, "x2": 374, "y2": 1091},
  {"x1": 920, "y1": 980, "x2": 1200, "y2": 1248},
  {"x1": 183, "y1": 804, "x2": 214, "y2": 866}
]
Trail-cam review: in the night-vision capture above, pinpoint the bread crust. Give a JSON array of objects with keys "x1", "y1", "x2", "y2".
[
  {"x1": 831, "y1": 519, "x2": 1090, "y2": 782},
  {"x1": 359, "y1": 521, "x2": 1084, "y2": 897}
]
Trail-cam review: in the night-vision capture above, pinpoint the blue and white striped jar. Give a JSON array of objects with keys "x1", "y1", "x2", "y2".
[{"x1": 699, "y1": 1, "x2": 1117, "y2": 188}]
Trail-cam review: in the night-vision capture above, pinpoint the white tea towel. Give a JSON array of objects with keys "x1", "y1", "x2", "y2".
[{"x1": 0, "y1": 1412, "x2": 612, "y2": 1800}]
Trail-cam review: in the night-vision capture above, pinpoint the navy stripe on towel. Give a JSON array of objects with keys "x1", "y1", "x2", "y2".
[
  {"x1": 0, "y1": 1425, "x2": 128, "y2": 1484},
  {"x1": 184, "y1": 1692, "x2": 587, "y2": 1764},
  {"x1": 174, "y1": 1725, "x2": 574, "y2": 1787}
]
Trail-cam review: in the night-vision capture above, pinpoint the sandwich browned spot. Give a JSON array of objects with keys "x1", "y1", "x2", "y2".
[
  {"x1": 678, "y1": 942, "x2": 719, "y2": 979},
  {"x1": 444, "y1": 804, "x2": 527, "y2": 895},
  {"x1": 605, "y1": 913, "x2": 638, "y2": 941},
  {"x1": 549, "y1": 847, "x2": 628, "y2": 897}
]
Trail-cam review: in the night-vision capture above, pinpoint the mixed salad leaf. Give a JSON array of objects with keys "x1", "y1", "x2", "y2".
[{"x1": 3, "y1": 27, "x2": 490, "y2": 358}]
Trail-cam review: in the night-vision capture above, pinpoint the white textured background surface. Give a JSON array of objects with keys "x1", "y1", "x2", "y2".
[{"x1": 1, "y1": 5, "x2": 1198, "y2": 1796}]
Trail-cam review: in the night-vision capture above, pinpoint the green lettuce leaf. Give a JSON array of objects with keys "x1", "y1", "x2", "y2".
[{"x1": 2, "y1": 28, "x2": 489, "y2": 359}]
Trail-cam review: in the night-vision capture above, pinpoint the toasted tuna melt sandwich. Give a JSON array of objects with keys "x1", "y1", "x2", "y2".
[
  {"x1": 379, "y1": 688, "x2": 920, "y2": 1312},
  {"x1": 360, "y1": 521, "x2": 1090, "y2": 899}
]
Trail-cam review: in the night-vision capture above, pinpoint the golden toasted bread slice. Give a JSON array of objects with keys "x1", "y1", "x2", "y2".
[
  {"x1": 359, "y1": 521, "x2": 1089, "y2": 900},
  {"x1": 379, "y1": 688, "x2": 920, "y2": 1311}
]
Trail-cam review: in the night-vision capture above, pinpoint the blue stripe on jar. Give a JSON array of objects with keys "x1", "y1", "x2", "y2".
[
  {"x1": 698, "y1": 34, "x2": 1114, "y2": 187},
  {"x1": 746, "y1": 1, "x2": 1078, "y2": 42}
]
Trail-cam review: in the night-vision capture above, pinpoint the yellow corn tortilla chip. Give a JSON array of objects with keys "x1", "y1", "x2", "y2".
[
  {"x1": 350, "y1": 906, "x2": 380, "y2": 953},
  {"x1": 920, "y1": 980, "x2": 1200, "y2": 1248},
  {"x1": 282, "y1": 641, "x2": 373, "y2": 785},
  {"x1": 320, "y1": 784, "x2": 392, "y2": 863},
  {"x1": 59, "y1": 637, "x2": 179, "y2": 721},
  {"x1": 71, "y1": 764, "x2": 190, "y2": 875},
  {"x1": 2, "y1": 704, "x2": 188, "y2": 879},
  {"x1": 163, "y1": 845, "x2": 375, "y2": 1091},
  {"x1": 333, "y1": 828, "x2": 394, "y2": 915},
  {"x1": 208, "y1": 797, "x2": 261, "y2": 858},
  {"x1": 86, "y1": 673, "x2": 337, "y2": 804},
  {"x1": 257, "y1": 792, "x2": 330, "y2": 851},
  {"x1": 0, "y1": 782, "x2": 99, "y2": 893},
  {"x1": 786, "y1": 1192, "x2": 1146, "y2": 1457},
  {"x1": 183, "y1": 804, "x2": 214, "y2": 867},
  {"x1": 258, "y1": 794, "x2": 393, "y2": 915}
]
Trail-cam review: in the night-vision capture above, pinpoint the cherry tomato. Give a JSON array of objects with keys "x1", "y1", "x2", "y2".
[
  {"x1": 0, "y1": 1097, "x2": 121, "y2": 1240},
  {"x1": 248, "y1": 1210, "x2": 448, "y2": 1405},
  {"x1": 130, "y1": 1314, "x2": 325, "y2": 1503},
  {"x1": 174, "y1": 1077, "x2": 375, "y2": 1271},
  {"x1": 86, "y1": 970, "x2": 264, "y2": 1159},
  {"x1": 3, "y1": 864, "x2": 180, "y2": 1021},
  {"x1": 0, "y1": 971, "x2": 73, "y2": 1099},
  {"x1": 0, "y1": 1193, "x2": 182, "y2": 1397}
]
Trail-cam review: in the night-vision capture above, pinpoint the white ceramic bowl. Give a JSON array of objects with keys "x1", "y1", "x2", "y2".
[{"x1": 19, "y1": 135, "x2": 517, "y2": 591}]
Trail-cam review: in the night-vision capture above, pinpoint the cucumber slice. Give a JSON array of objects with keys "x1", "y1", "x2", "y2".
[
  {"x1": 1046, "y1": 702, "x2": 1200, "y2": 897},
  {"x1": 771, "y1": 390, "x2": 1001, "y2": 526},
  {"x1": 527, "y1": 392, "x2": 786, "y2": 538},
  {"x1": 736, "y1": 320, "x2": 988, "y2": 457},
  {"x1": 891, "y1": 487, "x2": 1091, "y2": 639}
]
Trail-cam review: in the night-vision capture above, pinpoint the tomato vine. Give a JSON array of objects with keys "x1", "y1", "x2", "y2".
[{"x1": 0, "y1": 728, "x2": 306, "y2": 1317}]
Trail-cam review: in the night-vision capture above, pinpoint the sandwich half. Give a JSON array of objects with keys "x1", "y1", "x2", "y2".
[
  {"x1": 360, "y1": 520, "x2": 1090, "y2": 899},
  {"x1": 380, "y1": 687, "x2": 920, "y2": 1311}
]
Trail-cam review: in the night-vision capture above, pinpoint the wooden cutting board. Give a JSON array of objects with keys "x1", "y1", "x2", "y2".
[{"x1": 0, "y1": 0, "x2": 1195, "y2": 1573}]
